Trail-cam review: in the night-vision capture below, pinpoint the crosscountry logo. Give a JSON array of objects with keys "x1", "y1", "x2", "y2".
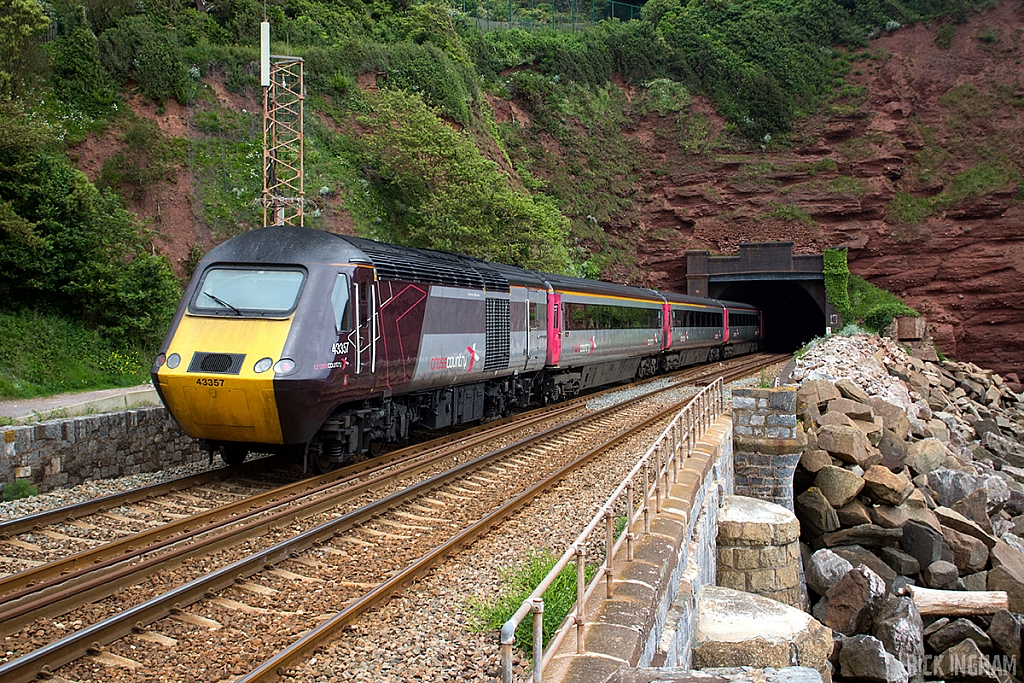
[{"x1": 466, "y1": 343, "x2": 480, "y2": 372}]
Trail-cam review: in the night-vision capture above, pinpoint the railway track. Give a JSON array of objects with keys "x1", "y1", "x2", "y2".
[{"x1": 0, "y1": 353, "x2": 787, "y2": 682}]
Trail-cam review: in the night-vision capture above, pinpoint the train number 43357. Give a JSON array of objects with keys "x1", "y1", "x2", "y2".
[{"x1": 196, "y1": 378, "x2": 225, "y2": 387}]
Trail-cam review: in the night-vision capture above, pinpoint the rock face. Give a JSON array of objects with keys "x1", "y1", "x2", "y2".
[
  {"x1": 693, "y1": 586, "x2": 833, "y2": 673},
  {"x1": 632, "y1": 3, "x2": 1024, "y2": 377}
]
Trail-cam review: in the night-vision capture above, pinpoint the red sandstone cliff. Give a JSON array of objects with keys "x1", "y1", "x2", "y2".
[{"x1": 625, "y1": 1, "x2": 1024, "y2": 378}]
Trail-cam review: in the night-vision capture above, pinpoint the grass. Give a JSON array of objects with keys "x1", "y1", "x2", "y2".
[
  {"x1": 887, "y1": 160, "x2": 1020, "y2": 229},
  {"x1": 0, "y1": 310, "x2": 151, "y2": 400},
  {"x1": 2, "y1": 480, "x2": 39, "y2": 501},
  {"x1": 467, "y1": 548, "x2": 597, "y2": 657}
]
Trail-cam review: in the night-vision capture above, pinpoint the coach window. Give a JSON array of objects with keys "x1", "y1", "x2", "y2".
[
  {"x1": 529, "y1": 302, "x2": 546, "y2": 330},
  {"x1": 331, "y1": 274, "x2": 350, "y2": 332}
]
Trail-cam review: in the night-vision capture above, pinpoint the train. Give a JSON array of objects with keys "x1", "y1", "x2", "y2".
[{"x1": 151, "y1": 225, "x2": 763, "y2": 472}]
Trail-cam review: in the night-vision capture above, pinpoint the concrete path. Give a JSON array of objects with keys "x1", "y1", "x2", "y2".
[{"x1": 0, "y1": 384, "x2": 161, "y2": 424}]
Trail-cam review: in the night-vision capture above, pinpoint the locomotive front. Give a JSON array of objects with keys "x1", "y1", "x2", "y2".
[{"x1": 151, "y1": 226, "x2": 371, "y2": 464}]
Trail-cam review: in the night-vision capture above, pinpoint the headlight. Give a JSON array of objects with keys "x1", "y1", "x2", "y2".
[
  {"x1": 155, "y1": 353, "x2": 166, "y2": 368},
  {"x1": 166, "y1": 353, "x2": 181, "y2": 369},
  {"x1": 274, "y1": 358, "x2": 296, "y2": 375},
  {"x1": 254, "y1": 357, "x2": 273, "y2": 373}
]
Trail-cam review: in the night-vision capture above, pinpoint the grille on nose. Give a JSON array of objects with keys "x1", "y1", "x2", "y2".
[{"x1": 187, "y1": 352, "x2": 246, "y2": 374}]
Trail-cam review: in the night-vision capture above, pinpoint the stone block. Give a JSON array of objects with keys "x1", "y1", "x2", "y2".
[{"x1": 814, "y1": 466, "x2": 865, "y2": 508}]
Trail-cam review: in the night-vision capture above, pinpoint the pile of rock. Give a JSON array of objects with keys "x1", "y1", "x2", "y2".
[{"x1": 788, "y1": 334, "x2": 1024, "y2": 682}]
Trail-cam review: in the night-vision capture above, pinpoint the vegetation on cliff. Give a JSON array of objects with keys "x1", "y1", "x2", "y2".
[{"x1": 0, "y1": 0, "x2": 997, "y2": 397}]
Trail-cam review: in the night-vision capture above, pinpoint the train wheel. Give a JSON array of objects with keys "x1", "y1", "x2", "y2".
[
  {"x1": 221, "y1": 444, "x2": 248, "y2": 467},
  {"x1": 709, "y1": 347, "x2": 721, "y2": 363},
  {"x1": 368, "y1": 438, "x2": 385, "y2": 457},
  {"x1": 307, "y1": 442, "x2": 337, "y2": 474}
]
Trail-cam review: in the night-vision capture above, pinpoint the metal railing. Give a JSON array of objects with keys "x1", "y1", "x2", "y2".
[
  {"x1": 458, "y1": 0, "x2": 641, "y2": 32},
  {"x1": 499, "y1": 377, "x2": 725, "y2": 683}
]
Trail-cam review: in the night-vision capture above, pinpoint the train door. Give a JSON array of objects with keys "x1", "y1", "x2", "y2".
[
  {"x1": 546, "y1": 291, "x2": 561, "y2": 366},
  {"x1": 351, "y1": 267, "x2": 379, "y2": 376},
  {"x1": 526, "y1": 288, "x2": 547, "y2": 368}
]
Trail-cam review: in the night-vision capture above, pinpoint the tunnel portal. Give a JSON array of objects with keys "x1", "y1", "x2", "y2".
[{"x1": 684, "y1": 243, "x2": 840, "y2": 353}]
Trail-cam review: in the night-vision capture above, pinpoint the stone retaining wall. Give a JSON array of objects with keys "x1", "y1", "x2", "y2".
[
  {"x1": 546, "y1": 414, "x2": 734, "y2": 683},
  {"x1": 732, "y1": 387, "x2": 806, "y2": 510},
  {"x1": 2, "y1": 408, "x2": 202, "y2": 492}
]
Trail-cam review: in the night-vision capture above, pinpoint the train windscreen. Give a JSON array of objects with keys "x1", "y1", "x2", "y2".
[{"x1": 192, "y1": 267, "x2": 306, "y2": 316}]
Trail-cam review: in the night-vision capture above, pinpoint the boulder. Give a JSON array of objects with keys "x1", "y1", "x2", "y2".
[
  {"x1": 877, "y1": 430, "x2": 908, "y2": 471},
  {"x1": 836, "y1": 378, "x2": 872, "y2": 404},
  {"x1": 871, "y1": 504, "x2": 910, "y2": 529},
  {"x1": 823, "y1": 565, "x2": 887, "y2": 636},
  {"x1": 922, "y1": 560, "x2": 959, "y2": 589},
  {"x1": 692, "y1": 585, "x2": 834, "y2": 672},
  {"x1": 814, "y1": 466, "x2": 865, "y2": 509},
  {"x1": 833, "y1": 545, "x2": 898, "y2": 592},
  {"x1": 796, "y1": 487, "x2": 840, "y2": 539},
  {"x1": 961, "y1": 571, "x2": 988, "y2": 592},
  {"x1": 839, "y1": 634, "x2": 908, "y2": 683},
  {"x1": 879, "y1": 546, "x2": 921, "y2": 576},
  {"x1": 906, "y1": 438, "x2": 947, "y2": 475},
  {"x1": 800, "y1": 448, "x2": 833, "y2": 473},
  {"x1": 827, "y1": 397, "x2": 875, "y2": 422},
  {"x1": 806, "y1": 548, "x2": 854, "y2": 597},
  {"x1": 863, "y1": 465, "x2": 913, "y2": 506},
  {"x1": 837, "y1": 498, "x2": 873, "y2": 526},
  {"x1": 798, "y1": 380, "x2": 842, "y2": 413},
  {"x1": 987, "y1": 609, "x2": 1021, "y2": 663},
  {"x1": 817, "y1": 425, "x2": 879, "y2": 468},
  {"x1": 854, "y1": 416, "x2": 885, "y2": 447},
  {"x1": 932, "y1": 638, "x2": 1001, "y2": 682},
  {"x1": 868, "y1": 398, "x2": 912, "y2": 441},
  {"x1": 927, "y1": 618, "x2": 993, "y2": 653},
  {"x1": 934, "y1": 506, "x2": 999, "y2": 549},
  {"x1": 987, "y1": 540, "x2": 1024, "y2": 613},
  {"x1": 822, "y1": 524, "x2": 902, "y2": 550},
  {"x1": 940, "y1": 525, "x2": 989, "y2": 574},
  {"x1": 928, "y1": 468, "x2": 1010, "y2": 510},
  {"x1": 818, "y1": 411, "x2": 856, "y2": 429},
  {"x1": 901, "y1": 519, "x2": 945, "y2": 568},
  {"x1": 872, "y1": 596, "x2": 924, "y2": 677},
  {"x1": 953, "y1": 488, "x2": 996, "y2": 534}
]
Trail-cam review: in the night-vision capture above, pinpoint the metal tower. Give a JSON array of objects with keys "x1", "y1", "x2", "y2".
[{"x1": 261, "y1": 24, "x2": 304, "y2": 227}]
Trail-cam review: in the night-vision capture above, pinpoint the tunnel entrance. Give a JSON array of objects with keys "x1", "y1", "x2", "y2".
[
  {"x1": 684, "y1": 242, "x2": 840, "y2": 353},
  {"x1": 715, "y1": 281, "x2": 825, "y2": 352}
]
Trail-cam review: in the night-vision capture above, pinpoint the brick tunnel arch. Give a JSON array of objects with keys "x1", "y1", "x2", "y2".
[{"x1": 714, "y1": 280, "x2": 825, "y2": 352}]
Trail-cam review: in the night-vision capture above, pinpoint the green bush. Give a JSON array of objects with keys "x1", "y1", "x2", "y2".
[
  {"x1": 0, "y1": 100, "x2": 180, "y2": 349},
  {"x1": 2, "y1": 480, "x2": 39, "y2": 502},
  {"x1": 47, "y1": 26, "x2": 120, "y2": 117},
  {"x1": 354, "y1": 89, "x2": 572, "y2": 273},
  {"x1": 848, "y1": 275, "x2": 918, "y2": 333},
  {"x1": 98, "y1": 15, "x2": 196, "y2": 104},
  {"x1": 384, "y1": 41, "x2": 475, "y2": 125},
  {"x1": 863, "y1": 302, "x2": 916, "y2": 333}
]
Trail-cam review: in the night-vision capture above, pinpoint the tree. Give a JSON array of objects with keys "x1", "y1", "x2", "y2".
[{"x1": 0, "y1": 0, "x2": 50, "y2": 95}]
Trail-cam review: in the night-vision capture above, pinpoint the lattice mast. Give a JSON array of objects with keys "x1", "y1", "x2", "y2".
[{"x1": 261, "y1": 21, "x2": 304, "y2": 227}]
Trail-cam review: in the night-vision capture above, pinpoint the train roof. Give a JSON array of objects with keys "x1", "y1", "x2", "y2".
[{"x1": 203, "y1": 227, "x2": 761, "y2": 312}]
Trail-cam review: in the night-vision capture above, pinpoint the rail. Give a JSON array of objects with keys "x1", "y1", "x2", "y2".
[{"x1": 499, "y1": 377, "x2": 725, "y2": 683}]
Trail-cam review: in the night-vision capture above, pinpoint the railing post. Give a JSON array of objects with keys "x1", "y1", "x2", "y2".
[
  {"x1": 626, "y1": 480, "x2": 635, "y2": 561},
  {"x1": 532, "y1": 600, "x2": 545, "y2": 683},
  {"x1": 575, "y1": 545, "x2": 587, "y2": 653},
  {"x1": 653, "y1": 443, "x2": 662, "y2": 514},
  {"x1": 604, "y1": 509, "x2": 614, "y2": 598},
  {"x1": 642, "y1": 459, "x2": 651, "y2": 532}
]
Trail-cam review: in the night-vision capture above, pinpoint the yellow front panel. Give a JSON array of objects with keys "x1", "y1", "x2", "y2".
[{"x1": 155, "y1": 314, "x2": 294, "y2": 444}]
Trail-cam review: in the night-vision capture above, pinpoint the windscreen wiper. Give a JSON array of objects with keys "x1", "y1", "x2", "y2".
[{"x1": 202, "y1": 291, "x2": 241, "y2": 315}]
